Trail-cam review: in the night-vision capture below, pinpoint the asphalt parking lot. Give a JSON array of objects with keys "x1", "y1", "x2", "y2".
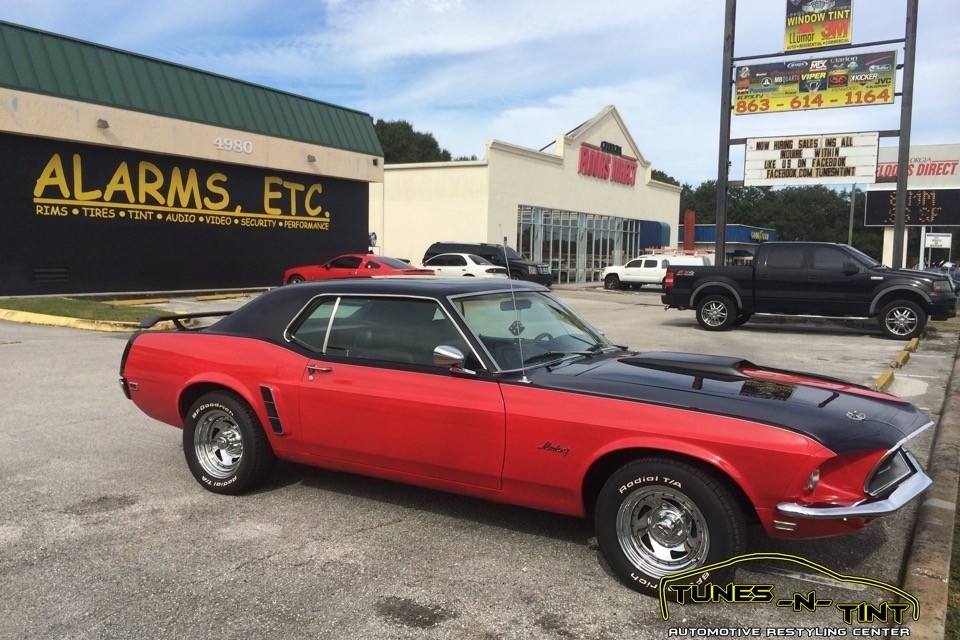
[{"x1": 0, "y1": 285, "x2": 957, "y2": 639}]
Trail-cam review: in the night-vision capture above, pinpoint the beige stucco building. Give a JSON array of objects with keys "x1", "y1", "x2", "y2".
[{"x1": 370, "y1": 106, "x2": 682, "y2": 284}]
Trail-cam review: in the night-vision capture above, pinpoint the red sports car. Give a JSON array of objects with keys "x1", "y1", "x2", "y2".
[
  {"x1": 283, "y1": 253, "x2": 433, "y2": 284},
  {"x1": 120, "y1": 279, "x2": 932, "y2": 596}
]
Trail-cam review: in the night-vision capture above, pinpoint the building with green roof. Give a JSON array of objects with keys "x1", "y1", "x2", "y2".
[{"x1": 0, "y1": 20, "x2": 384, "y2": 295}]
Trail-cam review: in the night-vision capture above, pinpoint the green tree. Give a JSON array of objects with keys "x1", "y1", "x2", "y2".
[
  {"x1": 678, "y1": 181, "x2": 885, "y2": 259},
  {"x1": 652, "y1": 169, "x2": 680, "y2": 186},
  {"x1": 374, "y1": 119, "x2": 452, "y2": 164}
]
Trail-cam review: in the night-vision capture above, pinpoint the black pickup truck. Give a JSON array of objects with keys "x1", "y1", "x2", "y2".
[{"x1": 661, "y1": 242, "x2": 957, "y2": 339}]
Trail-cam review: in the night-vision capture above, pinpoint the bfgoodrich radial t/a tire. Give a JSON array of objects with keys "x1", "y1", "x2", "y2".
[
  {"x1": 594, "y1": 458, "x2": 745, "y2": 597},
  {"x1": 183, "y1": 391, "x2": 276, "y2": 495}
]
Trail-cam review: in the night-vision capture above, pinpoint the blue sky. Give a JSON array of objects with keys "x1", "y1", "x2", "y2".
[{"x1": 2, "y1": 0, "x2": 957, "y2": 185}]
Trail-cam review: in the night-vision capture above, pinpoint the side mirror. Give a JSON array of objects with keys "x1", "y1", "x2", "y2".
[
  {"x1": 842, "y1": 261, "x2": 859, "y2": 276},
  {"x1": 433, "y1": 345, "x2": 475, "y2": 375},
  {"x1": 434, "y1": 345, "x2": 465, "y2": 367}
]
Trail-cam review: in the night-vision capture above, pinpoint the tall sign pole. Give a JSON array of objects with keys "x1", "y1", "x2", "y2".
[
  {"x1": 891, "y1": 0, "x2": 918, "y2": 269},
  {"x1": 716, "y1": 0, "x2": 736, "y2": 264}
]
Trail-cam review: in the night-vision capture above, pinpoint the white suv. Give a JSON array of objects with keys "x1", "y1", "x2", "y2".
[{"x1": 602, "y1": 254, "x2": 712, "y2": 290}]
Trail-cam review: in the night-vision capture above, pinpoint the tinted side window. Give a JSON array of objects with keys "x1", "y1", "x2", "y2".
[
  {"x1": 290, "y1": 297, "x2": 472, "y2": 367},
  {"x1": 330, "y1": 256, "x2": 363, "y2": 269},
  {"x1": 812, "y1": 247, "x2": 847, "y2": 271},
  {"x1": 643, "y1": 259, "x2": 659, "y2": 269},
  {"x1": 765, "y1": 246, "x2": 805, "y2": 269},
  {"x1": 626, "y1": 259, "x2": 643, "y2": 268}
]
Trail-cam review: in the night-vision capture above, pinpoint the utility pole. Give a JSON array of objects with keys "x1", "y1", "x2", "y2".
[
  {"x1": 715, "y1": 0, "x2": 736, "y2": 265},
  {"x1": 891, "y1": 0, "x2": 918, "y2": 268}
]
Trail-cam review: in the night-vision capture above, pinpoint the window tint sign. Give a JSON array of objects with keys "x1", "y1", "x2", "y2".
[{"x1": 784, "y1": 0, "x2": 853, "y2": 52}]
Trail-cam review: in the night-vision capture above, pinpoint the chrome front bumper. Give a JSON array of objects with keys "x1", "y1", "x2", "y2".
[{"x1": 776, "y1": 451, "x2": 932, "y2": 520}]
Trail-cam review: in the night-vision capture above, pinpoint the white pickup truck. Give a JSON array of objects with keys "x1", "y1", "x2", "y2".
[{"x1": 602, "y1": 254, "x2": 711, "y2": 290}]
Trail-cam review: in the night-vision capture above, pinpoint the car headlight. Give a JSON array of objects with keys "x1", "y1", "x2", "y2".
[
  {"x1": 527, "y1": 265, "x2": 537, "y2": 274},
  {"x1": 933, "y1": 280, "x2": 952, "y2": 293},
  {"x1": 864, "y1": 448, "x2": 914, "y2": 497}
]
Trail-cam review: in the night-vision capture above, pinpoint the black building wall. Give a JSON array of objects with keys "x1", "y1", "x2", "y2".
[{"x1": 0, "y1": 133, "x2": 369, "y2": 295}]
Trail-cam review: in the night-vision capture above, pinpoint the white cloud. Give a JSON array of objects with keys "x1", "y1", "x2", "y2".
[{"x1": 1, "y1": 0, "x2": 957, "y2": 184}]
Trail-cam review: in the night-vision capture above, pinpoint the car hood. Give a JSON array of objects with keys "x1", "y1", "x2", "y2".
[
  {"x1": 526, "y1": 351, "x2": 931, "y2": 455},
  {"x1": 880, "y1": 267, "x2": 949, "y2": 283}
]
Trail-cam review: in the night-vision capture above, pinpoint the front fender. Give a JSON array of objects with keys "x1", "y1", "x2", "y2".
[
  {"x1": 581, "y1": 431, "x2": 830, "y2": 524},
  {"x1": 869, "y1": 286, "x2": 932, "y2": 314}
]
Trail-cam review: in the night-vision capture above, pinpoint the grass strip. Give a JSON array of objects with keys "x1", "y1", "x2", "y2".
[{"x1": 0, "y1": 297, "x2": 169, "y2": 323}]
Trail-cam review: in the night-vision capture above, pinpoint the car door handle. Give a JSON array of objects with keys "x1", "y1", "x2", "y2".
[{"x1": 306, "y1": 364, "x2": 332, "y2": 374}]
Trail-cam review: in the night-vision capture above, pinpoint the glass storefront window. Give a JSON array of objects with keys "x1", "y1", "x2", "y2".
[{"x1": 517, "y1": 206, "x2": 659, "y2": 284}]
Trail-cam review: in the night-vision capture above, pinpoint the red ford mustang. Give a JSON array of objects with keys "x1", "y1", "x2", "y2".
[
  {"x1": 283, "y1": 253, "x2": 433, "y2": 285},
  {"x1": 120, "y1": 279, "x2": 932, "y2": 596}
]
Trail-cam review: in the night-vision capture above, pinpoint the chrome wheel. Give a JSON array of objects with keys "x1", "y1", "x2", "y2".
[
  {"x1": 616, "y1": 487, "x2": 710, "y2": 578},
  {"x1": 884, "y1": 306, "x2": 919, "y2": 337},
  {"x1": 700, "y1": 300, "x2": 728, "y2": 327},
  {"x1": 194, "y1": 409, "x2": 244, "y2": 479}
]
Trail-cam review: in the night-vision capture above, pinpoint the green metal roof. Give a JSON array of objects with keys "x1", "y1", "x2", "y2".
[{"x1": 0, "y1": 21, "x2": 383, "y2": 157}]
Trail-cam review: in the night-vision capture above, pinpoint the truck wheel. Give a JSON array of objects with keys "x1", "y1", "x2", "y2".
[
  {"x1": 604, "y1": 275, "x2": 623, "y2": 290},
  {"x1": 696, "y1": 295, "x2": 736, "y2": 331},
  {"x1": 879, "y1": 300, "x2": 926, "y2": 340},
  {"x1": 594, "y1": 458, "x2": 745, "y2": 597},
  {"x1": 183, "y1": 391, "x2": 277, "y2": 495}
]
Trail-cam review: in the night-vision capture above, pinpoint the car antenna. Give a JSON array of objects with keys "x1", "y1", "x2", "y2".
[{"x1": 501, "y1": 232, "x2": 530, "y2": 383}]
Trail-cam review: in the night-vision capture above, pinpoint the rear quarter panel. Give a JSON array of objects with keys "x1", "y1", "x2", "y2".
[
  {"x1": 122, "y1": 332, "x2": 308, "y2": 441},
  {"x1": 664, "y1": 265, "x2": 754, "y2": 309}
]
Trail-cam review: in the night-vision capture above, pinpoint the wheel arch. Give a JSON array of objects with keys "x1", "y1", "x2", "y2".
[
  {"x1": 870, "y1": 287, "x2": 931, "y2": 315},
  {"x1": 178, "y1": 377, "x2": 261, "y2": 426},
  {"x1": 690, "y1": 283, "x2": 743, "y2": 309},
  {"x1": 580, "y1": 447, "x2": 760, "y2": 526}
]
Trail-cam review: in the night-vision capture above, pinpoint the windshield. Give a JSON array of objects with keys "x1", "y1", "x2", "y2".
[{"x1": 453, "y1": 290, "x2": 614, "y2": 371}]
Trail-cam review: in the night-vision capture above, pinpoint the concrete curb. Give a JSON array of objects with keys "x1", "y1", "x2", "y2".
[
  {"x1": 0, "y1": 309, "x2": 182, "y2": 332},
  {"x1": 903, "y1": 334, "x2": 960, "y2": 639}
]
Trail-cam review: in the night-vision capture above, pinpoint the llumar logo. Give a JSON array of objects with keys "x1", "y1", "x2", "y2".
[{"x1": 658, "y1": 553, "x2": 919, "y2": 626}]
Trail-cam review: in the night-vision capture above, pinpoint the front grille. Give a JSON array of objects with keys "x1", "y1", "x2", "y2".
[{"x1": 536, "y1": 264, "x2": 551, "y2": 274}]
